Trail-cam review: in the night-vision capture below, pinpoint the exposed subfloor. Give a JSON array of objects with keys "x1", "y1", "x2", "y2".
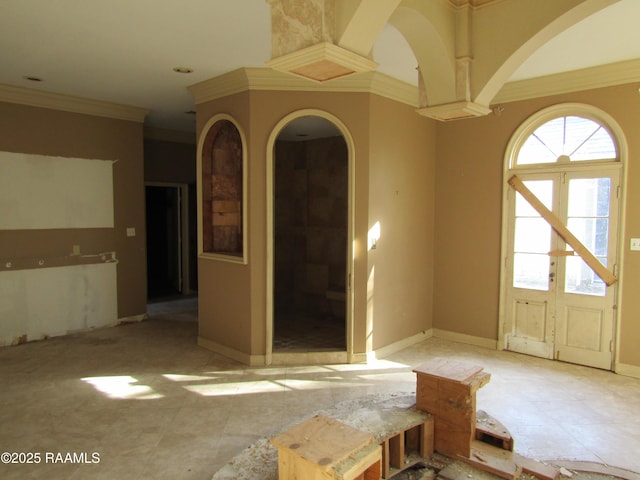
[{"x1": 0, "y1": 299, "x2": 639, "y2": 480}]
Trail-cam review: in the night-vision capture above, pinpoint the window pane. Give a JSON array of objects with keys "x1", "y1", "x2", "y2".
[
  {"x1": 571, "y1": 126, "x2": 616, "y2": 161},
  {"x1": 516, "y1": 115, "x2": 616, "y2": 165},
  {"x1": 514, "y1": 253, "x2": 549, "y2": 290},
  {"x1": 515, "y1": 180, "x2": 553, "y2": 215},
  {"x1": 515, "y1": 218, "x2": 551, "y2": 253},
  {"x1": 567, "y1": 218, "x2": 609, "y2": 256},
  {"x1": 565, "y1": 255, "x2": 606, "y2": 296},
  {"x1": 567, "y1": 178, "x2": 610, "y2": 257},
  {"x1": 532, "y1": 117, "x2": 564, "y2": 157},
  {"x1": 567, "y1": 178, "x2": 610, "y2": 217},
  {"x1": 518, "y1": 135, "x2": 557, "y2": 165}
]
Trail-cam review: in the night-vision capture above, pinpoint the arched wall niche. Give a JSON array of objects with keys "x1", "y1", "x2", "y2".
[{"x1": 197, "y1": 114, "x2": 248, "y2": 264}]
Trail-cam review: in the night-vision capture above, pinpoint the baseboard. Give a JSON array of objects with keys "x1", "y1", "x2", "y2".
[
  {"x1": 118, "y1": 313, "x2": 147, "y2": 324},
  {"x1": 271, "y1": 351, "x2": 349, "y2": 366},
  {"x1": 369, "y1": 329, "x2": 434, "y2": 362},
  {"x1": 615, "y1": 362, "x2": 640, "y2": 379},
  {"x1": 197, "y1": 336, "x2": 265, "y2": 366},
  {"x1": 432, "y1": 328, "x2": 498, "y2": 350},
  {"x1": 350, "y1": 352, "x2": 368, "y2": 364}
]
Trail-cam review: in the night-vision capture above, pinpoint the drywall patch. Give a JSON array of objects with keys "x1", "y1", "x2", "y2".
[
  {"x1": 0, "y1": 151, "x2": 115, "y2": 229},
  {"x1": 0, "y1": 262, "x2": 118, "y2": 346}
]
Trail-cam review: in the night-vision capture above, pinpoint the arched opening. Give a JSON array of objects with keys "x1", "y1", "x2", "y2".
[
  {"x1": 499, "y1": 103, "x2": 626, "y2": 370},
  {"x1": 270, "y1": 115, "x2": 350, "y2": 357}
]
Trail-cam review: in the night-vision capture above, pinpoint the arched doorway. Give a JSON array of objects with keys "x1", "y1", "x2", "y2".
[
  {"x1": 266, "y1": 112, "x2": 354, "y2": 364},
  {"x1": 499, "y1": 103, "x2": 626, "y2": 370}
]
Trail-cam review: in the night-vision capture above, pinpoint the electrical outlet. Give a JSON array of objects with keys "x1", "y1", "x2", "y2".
[
  {"x1": 126, "y1": 227, "x2": 136, "y2": 237},
  {"x1": 631, "y1": 238, "x2": 640, "y2": 251}
]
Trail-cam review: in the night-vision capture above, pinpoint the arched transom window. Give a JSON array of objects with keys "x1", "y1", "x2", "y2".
[{"x1": 513, "y1": 115, "x2": 618, "y2": 167}]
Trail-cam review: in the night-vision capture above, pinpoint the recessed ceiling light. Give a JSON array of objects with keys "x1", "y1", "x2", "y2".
[
  {"x1": 23, "y1": 75, "x2": 43, "y2": 82},
  {"x1": 172, "y1": 67, "x2": 193, "y2": 74}
]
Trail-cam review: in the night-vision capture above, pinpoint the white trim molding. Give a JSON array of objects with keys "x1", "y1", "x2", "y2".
[
  {"x1": 367, "y1": 329, "x2": 434, "y2": 362},
  {"x1": 198, "y1": 337, "x2": 265, "y2": 367},
  {"x1": 189, "y1": 67, "x2": 419, "y2": 108},
  {"x1": 0, "y1": 83, "x2": 148, "y2": 123},
  {"x1": 271, "y1": 351, "x2": 349, "y2": 366},
  {"x1": 432, "y1": 328, "x2": 498, "y2": 350},
  {"x1": 615, "y1": 363, "x2": 640, "y2": 379},
  {"x1": 494, "y1": 58, "x2": 640, "y2": 105}
]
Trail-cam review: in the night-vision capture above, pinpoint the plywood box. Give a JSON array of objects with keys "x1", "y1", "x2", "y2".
[
  {"x1": 270, "y1": 415, "x2": 382, "y2": 480},
  {"x1": 413, "y1": 358, "x2": 490, "y2": 458}
]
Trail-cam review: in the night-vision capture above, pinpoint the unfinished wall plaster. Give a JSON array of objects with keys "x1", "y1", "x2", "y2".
[
  {"x1": 269, "y1": 0, "x2": 335, "y2": 57},
  {"x1": 0, "y1": 262, "x2": 118, "y2": 346}
]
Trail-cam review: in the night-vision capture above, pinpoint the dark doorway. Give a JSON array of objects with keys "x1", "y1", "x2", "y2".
[
  {"x1": 273, "y1": 116, "x2": 348, "y2": 352},
  {"x1": 146, "y1": 185, "x2": 182, "y2": 300}
]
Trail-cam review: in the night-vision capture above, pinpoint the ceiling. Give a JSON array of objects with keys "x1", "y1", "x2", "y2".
[{"x1": 1, "y1": 0, "x2": 638, "y2": 135}]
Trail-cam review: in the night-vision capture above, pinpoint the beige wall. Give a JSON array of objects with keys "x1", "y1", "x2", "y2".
[
  {"x1": 196, "y1": 92, "x2": 253, "y2": 355},
  {"x1": 196, "y1": 82, "x2": 639, "y2": 370},
  {"x1": 196, "y1": 89, "x2": 436, "y2": 359},
  {"x1": 197, "y1": 90, "x2": 372, "y2": 357},
  {"x1": 368, "y1": 95, "x2": 436, "y2": 349},
  {"x1": 435, "y1": 83, "x2": 640, "y2": 369},
  {"x1": 0, "y1": 101, "x2": 147, "y2": 321}
]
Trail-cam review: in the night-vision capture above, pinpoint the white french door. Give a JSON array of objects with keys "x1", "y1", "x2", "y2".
[{"x1": 504, "y1": 167, "x2": 620, "y2": 369}]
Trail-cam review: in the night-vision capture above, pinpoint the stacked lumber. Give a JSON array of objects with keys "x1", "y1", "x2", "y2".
[
  {"x1": 270, "y1": 358, "x2": 560, "y2": 480},
  {"x1": 413, "y1": 358, "x2": 490, "y2": 458},
  {"x1": 413, "y1": 358, "x2": 559, "y2": 480}
]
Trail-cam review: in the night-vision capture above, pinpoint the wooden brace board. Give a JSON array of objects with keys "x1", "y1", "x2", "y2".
[{"x1": 507, "y1": 175, "x2": 617, "y2": 286}]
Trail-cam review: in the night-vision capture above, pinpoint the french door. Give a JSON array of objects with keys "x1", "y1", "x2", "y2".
[{"x1": 504, "y1": 167, "x2": 620, "y2": 369}]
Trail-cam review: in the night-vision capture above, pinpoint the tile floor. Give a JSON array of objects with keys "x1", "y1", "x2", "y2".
[
  {"x1": 0, "y1": 298, "x2": 639, "y2": 480},
  {"x1": 273, "y1": 309, "x2": 346, "y2": 351}
]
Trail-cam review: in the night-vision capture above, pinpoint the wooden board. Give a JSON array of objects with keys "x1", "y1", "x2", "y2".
[
  {"x1": 270, "y1": 415, "x2": 374, "y2": 471},
  {"x1": 413, "y1": 358, "x2": 484, "y2": 384},
  {"x1": 513, "y1": 454, "x2": 559, "y2": 480},
  {"x1": 508, "y1": 174, "x2": 617, "y2": 286},
  {"x1": 475, "y1": 410, "x2": 514, "y2": 451},
  {"x1": 434, "y1": 418, "x2": 473, "y2": 458},
  {"x1": 457, "y1": 441, "x2": 522, "y2": 480},
  {"x1": 439, "y1": 460, "x2": 507, "y2": 480},
  {"x1": 388, "y1": 432, "x2": 405, "y2": 470},
  {"x1": 333, "y1": 444, "x2": 381, "y2": 480}
]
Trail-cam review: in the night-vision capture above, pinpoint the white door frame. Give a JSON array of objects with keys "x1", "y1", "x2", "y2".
[{"x1": 497, "y1": 103, "x2": 628, "y2": 371}]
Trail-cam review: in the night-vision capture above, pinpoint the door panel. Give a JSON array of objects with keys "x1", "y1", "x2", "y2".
[
  {"x1": 563, "y1": 306, "x2": 603, "y2": 350},
  {"x1": 554, "y1": 171, "x2": 618, "y2": 369},
  {"x1": 505, "y1": 169, "x2": 619, "y2": 369},
  {"x1": 514, "y1": 299, "x2": 547, "y2": 341},
  {"x1": 505, "y1": 176, "x2": 556, "y2": 358}
]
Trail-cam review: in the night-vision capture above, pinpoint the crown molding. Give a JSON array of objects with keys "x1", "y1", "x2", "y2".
[
  {"x1": 0, "y1": 84, "x2": 148, "y2": 123},
  {"x1": 189, "y1": 67, "x2": 419, "y2": 107},
  {"x1": 494, "y1": 58, "x2": 640, "y2": 105}
]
